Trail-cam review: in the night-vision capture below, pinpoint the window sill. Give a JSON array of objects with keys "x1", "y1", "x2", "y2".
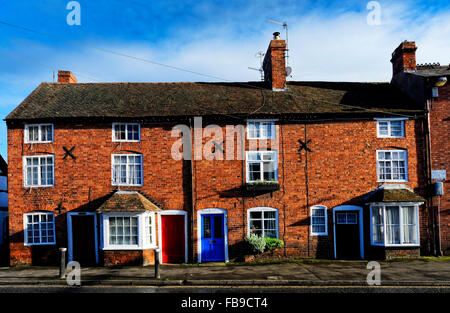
[
  {"x1": 377, "y1": 180, "x2": 408, "y2": 183},
  {"x1": 24, "y1": 243, "x2": 56, "y2": 246},
  {"x1": 24, "y1": 141, "x2": 54, "y2": 144},
  {"x1": 371, "y1": 243, "x2": 420, "y2": 247},
  {"x1": 112, "y1": 139, "x2": 141, "y2": 143},
  {"x1": 245, "y1": 182, "x2": 280, "y2": 192},
  {"x1": 23, "y1": 185, "x2": 54, "y2": 188},
  {"x1": 102, "y1": 245, "x2": 156, "y2": 251},
  {"x1": 311, "y1": 233, "x2": 328, "y2": 236}
]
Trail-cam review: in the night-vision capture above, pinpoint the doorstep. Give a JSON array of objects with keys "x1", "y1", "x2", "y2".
[{"x1": 198, "y1": 262, "x2": 227, "y2": 267}]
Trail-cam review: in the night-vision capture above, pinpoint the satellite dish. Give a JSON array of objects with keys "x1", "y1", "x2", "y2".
[{"x1": 285, "y1": 66, "x2": 292, "y2": 77}]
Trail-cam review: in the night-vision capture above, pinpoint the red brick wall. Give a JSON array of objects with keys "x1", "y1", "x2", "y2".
[
  {"x1": 7, "y1": 118, "x2": 427, "y2": 265},
  {"x1": 103, "y1": 249, "x2": 155, "y2": 266},
  {"x1": 191, "y1": 120, "x2": 427, "y2": 261},
  {"x1": 429, "y1": 83, "x2": 450, "y2": 255}
]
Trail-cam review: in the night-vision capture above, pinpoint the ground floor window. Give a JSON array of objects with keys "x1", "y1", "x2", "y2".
[
  {"x1": 23, "y1": 212, "x2": 56, "y2": 245},
  {"x1": 101, "y1": 212, "x2": 156, "y2": 250},
  {"x1": 247, "y1": 207, "x2": 278, "y2": 238},
  {"x1": 311, "y1": 205, "x2": 327, "y2": 236},
  {"x1": 370, "y1": 203, "x2": 420, "y2": 246}
]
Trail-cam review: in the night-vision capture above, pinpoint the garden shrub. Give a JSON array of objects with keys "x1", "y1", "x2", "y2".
[{"x1": 245, "y1": 233, "x2": 266, "y2": 254}]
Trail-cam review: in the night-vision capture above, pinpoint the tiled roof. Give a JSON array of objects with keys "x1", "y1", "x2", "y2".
[
  {"x1": 366, "y1": 188, "x2": 425, "y2": 203},
  {"x1": 96, "y1": 191, "x2": 162, "y2": 213},
  {"x1": 5, "y1": 81, "x2": 424, "y2": 121}
]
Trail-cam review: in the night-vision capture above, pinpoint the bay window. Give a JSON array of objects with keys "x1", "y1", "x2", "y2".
[
  {"x1": 101, "y1": 212, "x2": 155, "y2": 250},
  {"x1": 370, "y1": 203, "x2": 420, "y2": 246}
]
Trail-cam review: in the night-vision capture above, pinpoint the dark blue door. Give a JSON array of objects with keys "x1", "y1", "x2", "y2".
[{"x1": 201, "y1": 214, "x2": 225, "y2": 261}]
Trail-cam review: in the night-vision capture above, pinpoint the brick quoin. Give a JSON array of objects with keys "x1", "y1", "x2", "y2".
[{"x1": 7, "y1": 118, "x2": 428, "y2": 265}]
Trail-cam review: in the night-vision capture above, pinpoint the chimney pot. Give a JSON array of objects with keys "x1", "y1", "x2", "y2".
[
  {"x1": 273, "y1": 32, "x2": 281, "y2": 40},
  {"x1": 57, "y1": 70, "x2": 78, "y2": 84}
]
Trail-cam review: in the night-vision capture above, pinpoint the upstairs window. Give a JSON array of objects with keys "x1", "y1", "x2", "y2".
[
  {"x1": 24, "y1": 124, "x2": 53, "y2": 143},
  {"x1": 111, "y1": 154, "x2": 143, "y2": 186},
  {"x1": 377, "y1": 150, "x2": 408, "y2": 182},
  {"x1": 376, "y1": 119, "x2": 405, "y2": 138},
  {"x1": 247, "y1": 120, "x2": 276, "y2": 139},
  {"x1": 311, "y1": 206, "x2": 327, "y2": 236},
  {"x1": 23, "y1": 155, "x2": 54, "y2": 187},
  {"x1": 112, "y1": 123, "x2": 140, "y2": 142},
  {"x1": 246, "y1": 151, "x2": 278, "y2": 183},
  {"x1": 24, "y1": 212, "x2": 56, "y2": 245}
]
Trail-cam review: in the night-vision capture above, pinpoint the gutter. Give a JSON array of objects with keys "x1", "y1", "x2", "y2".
[{"x1": 424, "y1": 99, "x2": 441, "y2": 256}]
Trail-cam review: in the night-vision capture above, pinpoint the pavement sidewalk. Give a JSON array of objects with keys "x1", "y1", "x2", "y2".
[{"x1": 1, "y1": 259, "x2": 450, "y2": 287}]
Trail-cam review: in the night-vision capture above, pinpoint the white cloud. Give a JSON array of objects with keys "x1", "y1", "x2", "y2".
[{"x1": 2, "y1": 2, "x2": 450, "y2": 85}]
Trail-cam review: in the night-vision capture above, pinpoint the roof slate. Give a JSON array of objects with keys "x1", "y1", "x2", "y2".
[
  {"x1": 5, "y1": 81, "x2": 424, "y2": 121},
  {"x1": 366, "y1": 188, "x2": 425, "y2": 203},
  {"x1": 413, "y1": 64, "x2": 450, "y2": 77},
  {"x1": 96, "y1": 191, "x2": 162, "y2": 213}
]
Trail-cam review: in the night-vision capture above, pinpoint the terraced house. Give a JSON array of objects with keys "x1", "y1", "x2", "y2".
[{"x1": 4, "y1": 35, "x2": 448, "y2": 266}]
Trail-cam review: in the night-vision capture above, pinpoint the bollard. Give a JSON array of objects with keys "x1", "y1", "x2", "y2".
[
  {"x1": 154, "y1": 248, "x2": 160, "y2": 279},
  {"x1": 59, "y1": 248, "x2": 67, "y2": 279}
]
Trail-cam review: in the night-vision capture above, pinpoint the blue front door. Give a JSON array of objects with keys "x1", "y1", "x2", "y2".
[{"x1": 201, "y1": 214, "x2": 225, "y2": 262}]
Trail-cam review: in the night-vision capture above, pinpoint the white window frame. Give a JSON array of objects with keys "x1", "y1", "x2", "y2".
[
  {"x1": 23, "y1": 212, "x2": 56, "y2": 246},
  {"x1": 112, "y1": 123, "x2": 141, "y2": 142},
  {"x1": 101, "y1": 212, "x2": 156, "y2": 250},
  {"x1": 375, "y1": 118, "x2": 406, "y2": 138},
  {"x1": 376, "y1": 150, "x2": 408, "y2": 182},
  {"x1": 111, "y1": 154, "x2": 143, "y2": 186},
  {"x1": 369, "y1": 202, "x2": 421, "y2": 247},
  {"x1": 310, "y1": 205, "x2": 328, "y2": 236},
  {"x1": 247, "y1": 207, "x2": 279, "y2": 238},
  {"x1": 245, "y1": 151, "x2": 278, "y2": 183},
  {"x1": 24, "y1": 124, "x2": 54, "y2": 144},
  {"x1": 246, "y1": 119, "x2": 276, "y2": 140},
  {"x1": 23, "y1": 155, "x2": 55, "y2": 187}
]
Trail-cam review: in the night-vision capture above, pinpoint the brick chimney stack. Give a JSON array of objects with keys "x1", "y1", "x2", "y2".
[
  {"x1": 57, "y1": 70, "x2": 78, "y2": 83},
  {"x1": 390, "y1": 41, "x2": 417, "y2": 77},
  {"x1": 263, "y1": 32, "x2": 287, "y2": 91}
]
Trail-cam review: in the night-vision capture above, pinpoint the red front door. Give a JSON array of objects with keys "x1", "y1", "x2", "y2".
[{"x1": 161, "y1": 215, "x2": 185, "y2": 263}]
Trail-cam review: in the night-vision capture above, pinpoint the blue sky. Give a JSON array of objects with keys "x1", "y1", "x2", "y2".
[{"x1": 1, "y1": 0, "x2": 450, "y2": 159}]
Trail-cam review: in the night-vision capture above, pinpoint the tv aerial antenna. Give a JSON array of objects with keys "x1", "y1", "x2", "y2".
[
  {"x1": 248, "y1": 51, "x2": 265, "y2": 81},
  {"x1": 268, "y1": 19, "x2": 292, "y2": 77}
]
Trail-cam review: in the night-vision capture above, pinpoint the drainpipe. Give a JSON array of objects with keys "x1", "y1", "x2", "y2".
[
  {"x1": 304, "y1": 124, "x2": 310, "y2": 258},
  {"x1": 424, "y1": 99, "x2": 438, "y2": 256},
  {"x1": 189, "y1": 117, "x2": 195, "y2": 263}
]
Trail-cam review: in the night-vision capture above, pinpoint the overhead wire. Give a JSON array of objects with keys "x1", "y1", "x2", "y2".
[{"x1": 0, "y1": 20, "x2": 418, "y2": 119}]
